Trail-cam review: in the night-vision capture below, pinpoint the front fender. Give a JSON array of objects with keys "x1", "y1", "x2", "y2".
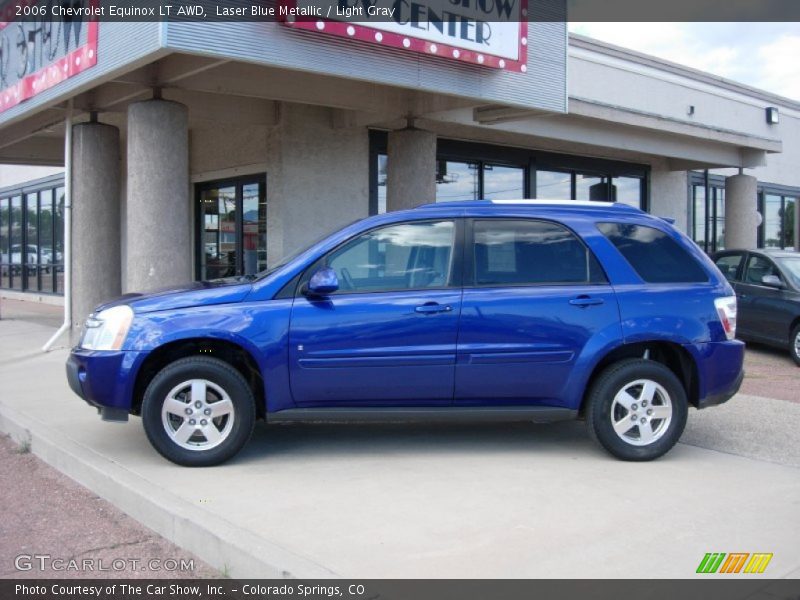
[{"x1": 124, "y1": 300, "x2": 294, "y2": 412}]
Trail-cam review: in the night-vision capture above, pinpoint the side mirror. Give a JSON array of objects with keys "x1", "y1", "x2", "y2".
[
  {"x1": 761, "y1": 274, "x2": 784, "y2": 289},
  {"x1": 305, "y1": 267, "x2": 339, "y2": 296}
]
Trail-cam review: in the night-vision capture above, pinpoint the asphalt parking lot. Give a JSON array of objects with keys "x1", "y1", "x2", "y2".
[
  {"x1": 740, "y1": 341, "x2": 800, "y2": 403},
  {"x1": 0, "y1": 298, "x2": 799, "y2": 579}
]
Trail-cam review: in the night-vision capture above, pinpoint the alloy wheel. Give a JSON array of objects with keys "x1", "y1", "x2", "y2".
[
  {"x1": 161, "y1": 379, "x2": 235, "y2": 451},
  {"x1": 610, "y1": 378, "x2": 673, "y2": 446}
]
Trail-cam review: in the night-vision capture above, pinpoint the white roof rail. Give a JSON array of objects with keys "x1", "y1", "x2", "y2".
[{"x1": 491, "y1": 199, "x2": 617, "y2": 207}]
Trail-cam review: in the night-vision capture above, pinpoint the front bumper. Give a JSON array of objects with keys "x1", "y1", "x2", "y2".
[{"x1": 66, "y1": 349, "x2": 145, "y2": 422}]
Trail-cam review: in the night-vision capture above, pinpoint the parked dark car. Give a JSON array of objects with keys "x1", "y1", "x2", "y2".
[
  {"x1": 712, "y1": 249, "x2": 800, "y2": 365},
  {"x1": 67, "y1": 200, "x2": 744, "y2": 466}
]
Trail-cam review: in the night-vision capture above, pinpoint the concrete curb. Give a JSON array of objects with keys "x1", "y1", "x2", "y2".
[{"x1": 0, "y1": 399, "x2": 340, "y2": 579}]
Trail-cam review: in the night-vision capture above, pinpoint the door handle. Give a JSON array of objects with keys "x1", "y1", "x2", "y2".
[
  {"x1": 569, "y1": 295, "x2": 604, "y2": 308},
  {"x1": 415, "y1": 303, "x2": 453, "y2": 314}
]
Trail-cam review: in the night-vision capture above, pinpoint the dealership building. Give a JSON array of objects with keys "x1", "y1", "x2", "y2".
[{"x1": 0, "y1": 13, "x2": 798, "y2": 341}]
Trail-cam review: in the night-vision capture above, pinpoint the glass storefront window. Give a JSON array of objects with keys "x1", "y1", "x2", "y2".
[
  {"x1": 576, "y1": 174, "x2": 609, "y2": 201},
  {"x1": 693, "y1": 185, "x2": 707, "y2": 250},
  {"x1": 713, "y1": 188, "x2": 725, "y2": 251},
  {"x1": 760, "y1": 193, "x2": 798, "y2": 250},
  {"x1": 614, "y1": 176, "x2": 644, "y2": 208},
  {"x1": 10, "y1": 196, "x2": 22, "y2": 290},
  {"x1": 690, "y1": 180, "x2": 725, "y2": 254},
  {"x1": 483, "y1": 164, "x2": 524, "y2": 200},
  {"x1": 372, "y1": 135, "x2": 648, "y2": 213},
  {"x1": 39, "y1": 190, "x2": 54, "y2": 293},
  {"x1": 376, "y1": 154, "x2": 387, "y2": 214},
  {"x1": 436, "y1": 160, "x2": 479, "y2": 202},
  {"x1": 54, "y1": 187, "x2": 65, "y2": 294},
  {"x1": 242, "y1": 183, "x2": 267, "y2": 276},
  {"x1": 0, "y1": 197, "x2": 9, "y2": 290},
  {"x1": 1, "y1": 186, "x2": 62, "y2": 295},
  {"x1": 764, "y1": 194, "x2": 782, "y2": 248},
  {"x1": 196, "y1": 177, "x2": 267, "y2": 281},
  {"x1": 536, "y1": 170, "x2": 571, "y2": 200},
  {"x1": 26, "y1": 193, "x2": 39, "y2": 292},
  {"x1": 200, "y1": 185, "x2": 237, "y2": 280},
  {"x1": 785, "y1": 197, "x2": 796, "y2": 249}
]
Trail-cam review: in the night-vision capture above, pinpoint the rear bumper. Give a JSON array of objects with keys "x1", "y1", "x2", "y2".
[
  {"x1": 698, "y1": 368, "x2": 743, "y2": 409},
  {"x1": 694, "y1": 340, "x2": 745, "y2": 409},
  {"x1": 66, "y1": 349, "x2": 146, "y2": 421}
]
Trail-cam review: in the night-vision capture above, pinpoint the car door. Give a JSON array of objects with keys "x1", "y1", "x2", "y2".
[
  {"x1": 289, "y1": 219, "x2": 463, "y2": 406},
  {"x1": 454, "y1": 218, "x2": 620, "y2": 406},
  {"x1": 738, "y1": 253, "x2": 791, "y2": 343}
]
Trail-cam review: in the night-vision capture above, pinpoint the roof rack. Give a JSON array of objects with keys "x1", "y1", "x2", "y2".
[{"x1": 415, "y1": 199, "x2": 640, "y2": 210}]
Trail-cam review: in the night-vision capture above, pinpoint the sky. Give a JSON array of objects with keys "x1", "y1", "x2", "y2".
[{"x1": 568, "y1": 23, "x2": 800, "y2": 101}]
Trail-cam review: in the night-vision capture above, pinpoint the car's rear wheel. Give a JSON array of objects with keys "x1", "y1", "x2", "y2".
[
  {"x1": 586, "y1": 358, "x2": 688, "y2": 461},
  {"x1": 790, "y1": 324, "x2": 800, "y2": 367},
  {"x1": 141, "y1": 357, "x2": 255, "y2": 466}
]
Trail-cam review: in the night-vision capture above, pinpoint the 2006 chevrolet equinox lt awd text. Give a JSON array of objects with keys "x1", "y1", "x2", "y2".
[{"x1": 66, "y1": 200, "x2": 744, "y2": 466}]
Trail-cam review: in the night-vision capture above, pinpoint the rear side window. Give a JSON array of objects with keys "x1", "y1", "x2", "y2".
[
  {"x1": 472, "y1": 219, "x2": 606, "y2": 286},
  {"x1": 597, "y1": 222, "x2": 708, "y2": 283}
]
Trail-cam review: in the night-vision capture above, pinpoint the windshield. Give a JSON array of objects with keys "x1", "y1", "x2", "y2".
[{"x1": 777, "y1": 257, "x2": 800, "y2": 288}]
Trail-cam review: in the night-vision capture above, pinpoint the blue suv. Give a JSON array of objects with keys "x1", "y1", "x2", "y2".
[{"x1": 66, "y1": 200, "x2": 744, "y2": 466}]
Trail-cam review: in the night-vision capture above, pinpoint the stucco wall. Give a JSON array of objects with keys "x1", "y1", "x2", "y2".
[
  {"x1": 712, "y1": 111, "x2": 800, "y2": 189},
  {"x1": 189, "y1": 103, "x2": 369, "y2": 267},
  {"x1": 569, "y1": 44, "x2": 789, "y2": 149},
  {"x1": 650, "y1": 166, "x2": 689, "y2": 232},
  {"x1": 271, "y1": 105, "x2": 369, "y2": 263}
]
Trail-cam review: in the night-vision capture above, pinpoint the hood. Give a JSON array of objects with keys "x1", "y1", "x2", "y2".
[{"x1": 95, "y1": 278, "x2": 253, "y2": 314}]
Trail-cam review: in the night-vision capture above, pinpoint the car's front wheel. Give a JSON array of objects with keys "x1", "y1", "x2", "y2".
[
  {"x1": 141, "y1": 357, "x2": 256, "y2": 466},
  {"x1": 585, "y1": 358, "x2": 688, "y2": 461}
]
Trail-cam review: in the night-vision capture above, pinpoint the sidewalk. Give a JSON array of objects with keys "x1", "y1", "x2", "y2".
[{"x1": 1, "y1": 307, "x2": 799, "y2": 579}]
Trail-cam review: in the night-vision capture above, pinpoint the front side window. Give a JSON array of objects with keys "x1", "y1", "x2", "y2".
[
  {"x1": 598, "y1": 222, "x2": 709, "y2": 284},
  {"x1": 322, "y1": 220, "x2": 455, "y2": 294},
  {"x1": 472, "y1": 220, "x2": 605, "y2": 286},
  {"x1": 714, "y1": 254, "x2": 744, "y2": 283},
  {"x1": 744, "y1": 255, "x2": 781, "y2": 286}
]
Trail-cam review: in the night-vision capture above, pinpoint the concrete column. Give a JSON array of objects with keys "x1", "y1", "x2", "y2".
[
  {"x1": 126, "y1": 99, "x2": 190, "y2": 292},
  {"x1": 70, "y1": 121, "x2": 121, "y2": 343},
  {"x1": 724, "y1": 174, "x2": 758, "y2": 249},
  {"x1": 386, "y1": 128, "x2": 436, "y2": 211}
]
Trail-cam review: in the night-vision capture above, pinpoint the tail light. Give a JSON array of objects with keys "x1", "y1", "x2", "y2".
[{"x1": 714, "y1": 296, "x2": 737, "y2": 340}]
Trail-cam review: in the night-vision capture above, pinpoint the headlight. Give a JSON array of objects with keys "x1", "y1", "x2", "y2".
[{"x1": 80, "y1": 305, "x2": 134, "y2": 351}]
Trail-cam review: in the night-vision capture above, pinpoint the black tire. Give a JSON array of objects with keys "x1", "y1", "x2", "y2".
[
  {"x1": 141, "y1": 357, "x2": 256, "y2": 466},
  {"x1": 585, "y1": 358, "x2": 688, "y2": 461},
  {"x1": 790, "y1": 324, "x2": 800, "y2": 367}
]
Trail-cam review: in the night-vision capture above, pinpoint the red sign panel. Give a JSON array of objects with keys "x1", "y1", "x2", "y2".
[{"x1": 0, "y1": 11, "x2": 99, "y2": 113}]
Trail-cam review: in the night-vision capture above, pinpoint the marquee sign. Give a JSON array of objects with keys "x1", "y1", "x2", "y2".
[
  {"x1": 280, "y1": 0, "x2": 528, "y2": 72},
  {"x1": 0, "y1": 1, "x2": 99, "y2": 114}
]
